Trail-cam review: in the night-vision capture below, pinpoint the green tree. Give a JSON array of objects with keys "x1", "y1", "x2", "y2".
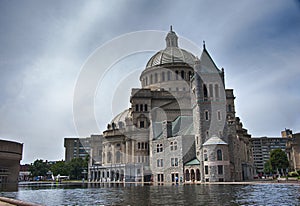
[
  {"x1": 263, "y1": 160, "x2": 274, "y2": 174},
  {"x1": 29, "y1": 159, "x2": 50, "y2": 177},
  {"x1": 68, "y1": 158, "x2": 88, "y2": 180},
  {"x1": 50, "y1": 161, "x2": 69, "y2": 176},
  {"x1": 269, "y1": 149, "x2": 289, "y2": 174}
]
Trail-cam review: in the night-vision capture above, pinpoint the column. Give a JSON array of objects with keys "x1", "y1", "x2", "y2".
[{"x1": 132, "y1": 141, "x2": 135, "y2": 163}]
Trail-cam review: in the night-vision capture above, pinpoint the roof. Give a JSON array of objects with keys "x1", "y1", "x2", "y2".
[
  {"x1": 153, "y1": 116, "x2": 194, "y2": 140},
  {"x1": 203, "y1": 136, "x2": 228, "y2": 146},
  {"x1": 145, "y1": 28, "x2": 196, "y2": 68},
  {"x1": 111, "y1": 108, "x2": 131, "y2": 125},
  {"x1": 185, "y1": 158, "x2": 200, "y2": 166},
  {"x1": 198, "y1": 45, "x2": 221, "y2": 73}
]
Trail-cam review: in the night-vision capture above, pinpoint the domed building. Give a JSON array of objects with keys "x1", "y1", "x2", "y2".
[{"x1": 89, "y1": 27, "x2": 254, "y2": 183}]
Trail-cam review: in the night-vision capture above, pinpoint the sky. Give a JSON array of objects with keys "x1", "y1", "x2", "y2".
[{"x1": 0, "y1": 0, "x2": 300, "y2": 164}]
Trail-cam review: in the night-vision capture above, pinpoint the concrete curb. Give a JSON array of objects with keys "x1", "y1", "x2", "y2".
[{"x1": 0, "y1": 197, "x2": 42, "y2": 206}]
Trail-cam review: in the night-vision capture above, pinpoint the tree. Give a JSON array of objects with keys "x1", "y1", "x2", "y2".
[
  {"x1": 68, "y1": 157, "x2": 88, "y2": 180},
  {"x1": 269, "y1": 149, "x2": 289, "y2": 174},
  {"x1": 263, "y1": 160, "x2": 274, "y2": 174},
  {"x1": 29, "y1": 159, "x2": 50, "y2": 177},
  {"x1": 50, "y1": 161, "x2": 69, "y2": 176}
]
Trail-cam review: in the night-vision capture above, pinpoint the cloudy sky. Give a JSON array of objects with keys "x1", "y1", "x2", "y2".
[{"x1": 0, "y1": 0, "x2": 299, "y2": 164}]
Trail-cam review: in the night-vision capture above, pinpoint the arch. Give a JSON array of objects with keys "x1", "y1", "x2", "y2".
[
  {"x1": 175, "y1": 70, "x2": 179, "y2": 80},
  {"x1": 196, "y1": 169, "x2": 200, "y2": 181},
  {"x1": 188, "y1": 71, "x2": 192, "y2": 81},
  {"x1": 191, "y1": 169, "x2": 195, "y2": 182},
  {"x1": 120, "y1": 169, "x2": 124, "y2": 181},
  {"x1": 116, "y1": 170, "x2": 120, "y2": 181},
  {"x1": 185, "y1": 169, "x2": 190, "y2": 181}
]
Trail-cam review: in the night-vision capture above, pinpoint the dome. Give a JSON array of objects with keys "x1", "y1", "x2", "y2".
[
  {"x1": 145, "y1": 27, "x2": 196, "y2": 68},
  {"x1": 146, "y1": 47, "x2": 196, "y2": 68},
  {"x1": 111, "y1": 109, "x2": 131, "y2": 124}
]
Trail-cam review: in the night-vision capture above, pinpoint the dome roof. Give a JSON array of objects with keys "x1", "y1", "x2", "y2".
[
  {"x1": 111, "y1": 108, "x2": 131, "y2": 125},
  {"x1": 203, "y1": 136, "x2": 228, "y2": 146},
  {"x1": 146, "y1": 47, "x2": 196, "y2": 68},
  {"x1": 145, "y1": 26, "x2": 196, "y2": 69}
]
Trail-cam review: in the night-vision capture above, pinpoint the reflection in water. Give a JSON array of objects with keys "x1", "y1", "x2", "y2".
[{"x1": 0, "y1": 183, "x2": 300, "y2": 205}]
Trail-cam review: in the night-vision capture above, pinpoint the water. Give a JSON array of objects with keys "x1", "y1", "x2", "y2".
[{"x1": 1, "y1": 183, "x2": 300, "y2": 205}]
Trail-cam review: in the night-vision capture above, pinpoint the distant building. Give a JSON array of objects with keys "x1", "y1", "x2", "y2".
[
  {"x1": 285, "y1": 129, "x2": 300, "y2": 171},
  {"x1": 64, "y1": 135, "x2": 102, "y2": 162},
  {"x1": 251, "y1": 137, "x2": 287, "y2": 174},
  {"x1": 0, "y1": 139, "x2": 23, "y2": 191}
]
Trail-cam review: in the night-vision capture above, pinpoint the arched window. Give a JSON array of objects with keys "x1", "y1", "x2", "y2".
[
  {"x1": 161, "y1": 72, "x2": 165, "y2": 81},
  {"x1": 138, "y1": 142, "x2": 141, "y2": 149},
  {"x1": 167, "y1": 71, "x2": 171, "y2": 80},
  {"x1": 140, "y1": 104, "x2": 143, "y2": 112},
  {"x1": 181, "y1": 70, "x2": 185, "y2": 79},
  {"x1": 217, "y1": 149, "x2": 222, "y2": 161},
  {"x1": 116, "y1": 151, "x2": 121, "y2": 163},
  {"x1": 135, "y1": 104, "x2": 139, "y2": 112},
  {"x1": 175, "y1": 70, "x2": 179, "y2": 80},
  {"x1": 107, "y1": 152, "x2": 112, "y2": 163},
  {"x1": 209, "y1": 84, "x2": 214, "y2": 98},
  {"x1": 150, "y1": 74, "x2": 153, "y2": 84},
  {"x1": 154, "y1": 73, "x2": 158, "y2": 83},
  {"x1": 215, "y1": 84, "x2": 219, "y2": 99},
  {"x1": 203, "y1": 84, "x2": 208, "y2": 98},
  {"x1": 145, "y1": 76, "x2": 148, "y2": 85},
  {"x1": 144, "y1": 104, "x2": 148, "y2": 111}
]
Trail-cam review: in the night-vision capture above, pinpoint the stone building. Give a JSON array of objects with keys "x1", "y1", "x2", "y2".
[
  {"x1": 0, "y1": 139, "x2": 23, "y2": 191},
  {"x1": 284, "y1": 129, "x2": 300, "y2": 171},
  {"x1": 88, "y1": 27, "x2": 253, "y2": 183}
]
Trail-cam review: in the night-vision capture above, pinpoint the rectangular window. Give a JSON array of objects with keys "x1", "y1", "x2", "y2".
[
  {"x1": 205, "y1": 165, "x2": 209, "y2": 175},
  {"x1": 157, "y1": 174, "x2": 164, "y2": 182},
  {"x1": 218, "y1": 165, "x2": 223, "y2": 175},
  {"x1": 217, "y1": 111, "x2": 221, "y2": 121},
  {"x1": 157, "y1": 159, "x2": 163, "y2": 167},
  {"x1": 204, "y1": 154, "x2": 208, "y2": 161},
  {"x1": 140, "y1": 121, "x2": 145, "y2": 128},
  {"x1": 205, "y1": 111, "x2": 209, "y2": 121},
  {"x1": 171, "y1": 158, "x2": 178, "y2": 167}
]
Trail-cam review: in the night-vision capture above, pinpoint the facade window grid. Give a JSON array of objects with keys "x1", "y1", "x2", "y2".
[
  {"x1": 156, "y1": 144, "x2": 163, "y2": 153},
  {"x1": 171, "y1": 158, "x2": 179, "y2": 167}
]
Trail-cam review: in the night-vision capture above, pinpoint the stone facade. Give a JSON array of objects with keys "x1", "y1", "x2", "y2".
[
  {"x1": 88, "y1": 28, "x2": 253, "y2": 183},
  {"x1": 285, "y1": 131, "x2": 300, "y2": 171},
  {"x1": 0, "y1": 139, "x2": 23, "y2": 191}
]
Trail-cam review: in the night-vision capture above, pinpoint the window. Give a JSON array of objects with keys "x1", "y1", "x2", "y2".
[
  {"x1": 204, "y1": 153, "x2": 208, "y2": 161},
  {"x1": 141, "y1": 142, "x2": 144, "y2": 149},
  {"x1": 157, "y1": 174, "x2": 164, "y2": 182},
  {"x1": 205, "y1": 165, "x2": 209, "y2": 175},
  {"x1": 144, "y1": 104, "x2": 148, "y2": 111},
  {"x1": 156, "y1": 144, "x2": 163, "y2": 153},
  {"x1": 209, "y1": 84, "x2": 213, "y2": 98},
  {"x1": 157, "y1": 159, "x2": 163, "y2": 167},
  {"x1": 140, "y1": 121, "x2": 145, "y2": 128},
  {"x1": 206, "y1": 131, "x2": 209, "y2": 138},
  {"x1": 217, "y1": 111, "x2": 221, "y2": 121},
  {"x1": 215, "y1": 84, "x2": 219, "y2": 99},
  {"x1": 145, "y1": 142, "x2": 148, "y2": 149},
  {"x1": 181, "y1": 70, "x2": 185, "y2": 79},
  {"x1": 167, "y1": 71, "x2": 171, "y2": 80},
  {"x1": 138, "y1": 142, "x2": 141, "y2": 149},
  {"x1": 162, "y1": 72, "x2": 165, "y2": 81},
  {"x1": 145, "y1": 76, "x2": 148, "y2": 85},
  {"x1": 188, "y1": 71, "x2": 192, "y2": 81},
  {"x1": 171, "y1": 158, "x2": 178, "y2": 167},
  {"x1": 150, "y1": 74, "x2": 153, "y2": 84},
  {"x1": 116, "y1": 151, "x2": 121, "y2": 163},
  {"x1": 135, "y1": 104, "x2": 139, "y2": 112},
  {"x1": 140, "y1": 104, "x2": 143, "y2": 111},
  {"x1": 203, "y1": 84, "x2": 208, "y2": 98},
  {"x1": 170, "y1": 141, "x2": 177, "y2": 151},
  {"x1": 155, "y1": 73, "x2": 158, "y2": 83},
  {"x1": 107, "y1": 152, "x2": 112, "y2": 163},
  {"x1": 228, "y1": 105, "x2": 232, "y2": 112},
  {"x1": 205, "y1": 110, "x2": 209, "y2": 121},
  {"x1": 218, "y1": 165, "x2": 223, "y2": 175},
  {"x1": 175, "y1": 70, "x2": 179, "y2": 80},
  {"x1": 217, "y1": 149, "x2": 222, "y2": 161}
]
